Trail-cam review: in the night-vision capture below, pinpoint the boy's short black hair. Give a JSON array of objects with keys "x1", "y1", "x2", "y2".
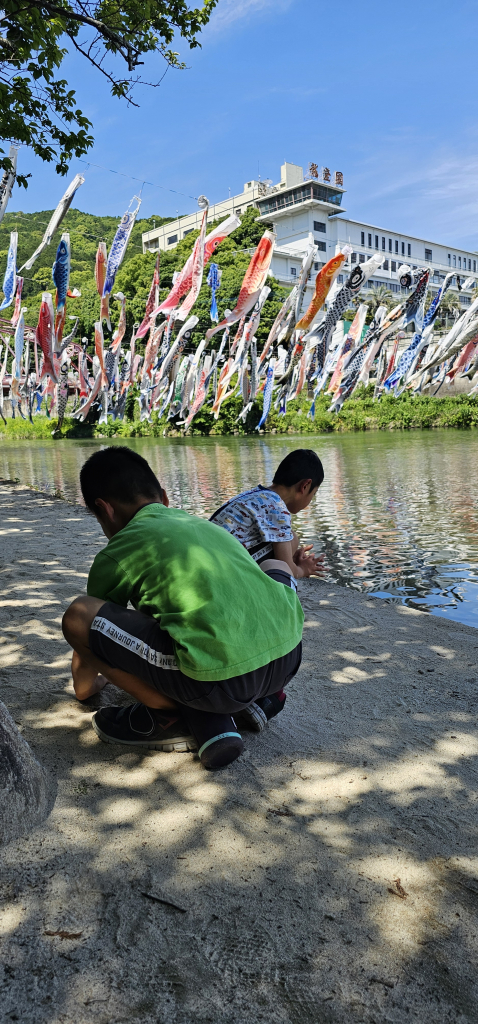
[
  {"x1": 80, "y1": 447, "x2": 163, "y2": 511},
  {"x1": 272, "y1": 449, "x2": 324, "y2": 491}
]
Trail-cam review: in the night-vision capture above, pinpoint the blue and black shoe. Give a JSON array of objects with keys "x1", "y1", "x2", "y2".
[{"x1": 182, "y1": 708, "x2": 244, "y2": 769}]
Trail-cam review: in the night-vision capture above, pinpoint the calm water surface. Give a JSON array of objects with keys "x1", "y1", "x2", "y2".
[{"x1": 1, "y1": 430, "x2": 478, "y2": 628}]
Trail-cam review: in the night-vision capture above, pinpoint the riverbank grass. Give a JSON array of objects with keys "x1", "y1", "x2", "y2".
[{"x1": 0, "y1": 388, "x2": 477, "y2": 439}]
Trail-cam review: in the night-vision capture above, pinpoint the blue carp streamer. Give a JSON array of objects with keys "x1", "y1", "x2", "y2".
[
  {"x1": 103, "y1": 197, "x2": 141, "y2": 299},
  {"x1": 255, "y1": 363, "x2": 275, "y2": 431},
  {"x1": 52, "y1": 236, "x2": 70, "y2": 311},
  {"x1": 207, "y1": 263, "x2": 221, "y2": 323}
]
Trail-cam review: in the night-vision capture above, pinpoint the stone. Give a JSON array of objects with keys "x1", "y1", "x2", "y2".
[{"x1": 0, "y1": 700, "x2": 55, "y2": 846}]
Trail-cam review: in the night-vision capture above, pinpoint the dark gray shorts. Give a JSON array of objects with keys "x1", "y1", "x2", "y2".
[{"x1": 89, "y1": 599, "x2": 302, "y2": 714}]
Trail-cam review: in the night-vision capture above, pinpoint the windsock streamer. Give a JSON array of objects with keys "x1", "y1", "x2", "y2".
[
  {"x1": 306, "y1": 254, "x2": 383, "y2": 360},
  {"x1": 206, "y1": 231, "x2": 276, "y2": 341},
  {"x1": 20, "y1": 174, "x2": 84, "y2": 271},
  {"x1": 103, "y1": 196, "x2": 141, "y2": 309},
  {"x1": 255, "y1": 361, "x2": 275, "y2": 430},
  {"x1": 293, "y1": 245, "x2": 318, "y2": 325},
  {"x1": 0, "y1": 146, "x2": 18, "y2": 225},
  {"x1": 11, "y1": 276, "x2": 24, "y2": 327},
  {"x1": 0, "y1": 231, "x2": 17, "y2": 310},
  {"x1": 154, "y1": 213, "x2": 241, "y2": 317},
  {"x1": 94, "y1": 320, "x2": 108, "y2": 388},
  {"x1": 207, "y1": 263, "x2": 221, "y2": 322},
  {"x1": 36, "y1": 293, "x2": 57, "y2": 382},
  {"x1": 111, "y1": 292, "x2": 127, "y2": 353},
  {"x1": 135, "y1": 254, "x2": 160, "y2": 338},
  {"x1": 327, "y1": 303, "x2": 368, "y2": 395},
  {"x1": 296, "y1": 247, "x2": 352, "y2": 331},
  {"x1": 14, "y1": 309, "x2": 25, "y2": 379},
  {"x1": 175, "y1": 207, "x2": 208, "y2": 322}
]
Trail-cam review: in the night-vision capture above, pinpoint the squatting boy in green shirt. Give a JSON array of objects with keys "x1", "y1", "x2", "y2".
[{"x1": 62, "y1": 447, "x2": 304, "y2": 769}]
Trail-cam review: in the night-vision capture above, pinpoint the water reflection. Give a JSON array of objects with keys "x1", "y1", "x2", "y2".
[{"x1": 1, "y1": 431, "x2": 477, "y2": 628}]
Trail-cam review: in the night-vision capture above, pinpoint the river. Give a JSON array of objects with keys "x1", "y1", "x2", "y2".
[{"x1": 1, "y1": 430, "x2": 477, "y2": 628}]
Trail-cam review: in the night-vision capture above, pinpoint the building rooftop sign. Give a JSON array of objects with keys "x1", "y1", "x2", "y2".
[{"x1": 308, "y1": 163, "x2": 343, "y2": 186}]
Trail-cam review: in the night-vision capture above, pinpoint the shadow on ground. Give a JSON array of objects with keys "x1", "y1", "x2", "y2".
[{"x1": 1, "y1": 485, "x2": 478, "y2": 1024}]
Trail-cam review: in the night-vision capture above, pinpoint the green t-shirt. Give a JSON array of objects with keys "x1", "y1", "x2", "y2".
[{"x1": 87, "y1": 503, "x2": 303, "y2": 682}]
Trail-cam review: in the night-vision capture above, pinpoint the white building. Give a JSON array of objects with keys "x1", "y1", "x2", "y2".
[{"x1": 142, "y1": 161, "x2": 478, "y2": 307}]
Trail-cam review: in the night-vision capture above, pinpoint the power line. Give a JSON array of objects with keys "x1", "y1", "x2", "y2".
[{"x1": 77, "y1": 158, "x2": 198, "y2": 201}]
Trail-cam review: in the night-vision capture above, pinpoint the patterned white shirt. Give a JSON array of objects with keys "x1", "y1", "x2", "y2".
[{"x1": 210, "y1": 486, "x2": 293, "y2": 562}]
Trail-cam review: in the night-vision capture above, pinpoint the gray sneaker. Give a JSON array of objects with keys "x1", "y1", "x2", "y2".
[{"x1": 235, "y1": 702, "x2": 268, "y2": 732}]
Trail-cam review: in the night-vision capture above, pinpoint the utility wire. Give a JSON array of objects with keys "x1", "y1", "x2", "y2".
[{"x1": 78, "y1": 158, "x2": 198, "y2": 201}]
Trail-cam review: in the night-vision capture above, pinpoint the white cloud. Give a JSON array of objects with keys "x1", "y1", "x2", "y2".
[
  {"x1": 346, "y1": 137, "x2": 478, "y2": 249},
  {"x1": 209, "y1": 0, "x2": 294, "y2": 30}
]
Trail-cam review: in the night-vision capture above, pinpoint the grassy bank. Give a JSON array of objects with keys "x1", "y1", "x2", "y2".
[{"x1": 1, "y1": 388, "x2": 478, "y2": 439}]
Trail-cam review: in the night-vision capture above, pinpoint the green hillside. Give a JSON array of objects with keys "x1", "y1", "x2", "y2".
[
  {"x1": 0, "y1": 206, "x2": 283, "y2": 352},
  {"x1": 0, "y1": 207, "x2": 172, "y2": 339}
]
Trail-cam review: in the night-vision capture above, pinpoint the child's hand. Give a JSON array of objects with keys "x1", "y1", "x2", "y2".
[{"x1": 294, "y1": 545, "x2": 326, "y2": 578}]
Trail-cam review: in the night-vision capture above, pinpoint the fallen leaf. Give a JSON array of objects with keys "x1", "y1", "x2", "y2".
[
  {"x1": 388, "y1": 877, "x2": 408, "y2": 899},
  {"x1": 44, "y1": 929, "x2": 83, "y2": 939}
]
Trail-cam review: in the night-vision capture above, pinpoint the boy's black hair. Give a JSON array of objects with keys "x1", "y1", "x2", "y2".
[
  {"x1": 80, "y1": 447, "x2": 163, "y2": 511},
  {"x1": 273, "y1": 449, "x2": 324, "y2": 491}
]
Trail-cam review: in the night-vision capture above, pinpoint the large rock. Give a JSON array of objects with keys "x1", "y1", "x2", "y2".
[{"x1": 0, "y1": 701, "x2": 55, "y2": 846}]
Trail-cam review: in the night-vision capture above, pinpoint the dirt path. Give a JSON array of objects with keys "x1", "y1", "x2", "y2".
[{"x1": 1, "y1": 483, "x2": 477, "y2": 1024}]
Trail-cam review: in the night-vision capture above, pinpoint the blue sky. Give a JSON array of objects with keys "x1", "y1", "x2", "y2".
[{"x1": 8, "y1": 0, "x2": 478, "y2": 249}]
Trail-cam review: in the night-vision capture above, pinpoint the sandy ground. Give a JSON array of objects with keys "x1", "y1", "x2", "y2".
[{"x1": 1, "y1": 483, "x2": 478, "y2": 1024}]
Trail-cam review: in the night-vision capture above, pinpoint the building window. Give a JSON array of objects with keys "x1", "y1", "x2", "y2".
[
  {"x1": 388, "y1": 238, "x2": 392, "y2": 252},
  {"x1": 425, "y1": 248, "x2": 432, "y2": 261},
  {"x1": 361, "y1": 231, "x2": 365, "y2": 245},
  {"x1": 459, "y1": 256, "x2": 462, "y2": 268},
  {"x1": 359, "y1": 254, "x2": 365, "y2": 263},
  {"x1": 383, "y1": 259, "x2": 389, "y2": 270},
  {"x1": 375, "y1": 235, "x2": 379, "y2": 249},
  {"x1": 407, "y1": 243, "x2": 411, "y2": 256},
  {"x1": 290, "y1": 267, "x2": 297, "y2": 276},
  {"x1": 368, "y1": 233, "x2": 372, "y2": 246},
  {"x1": 382, "y1": 237, "x2": 386, "y2": 250},
  {"x1": 183, "y1": 229, "x2": 193, "y2": 237},
  {"x1": 314, "y1": 262, "x2": 320, "y2": 271},
  {"x1": 338, "y1": 274, "x2": 344, "y2": 283},
  {"x1": 235, "y1": 207, "x2": 241, "y2": 214},
  {"x1": 167, "y1": 234, "x2": 178, "y2": 245},
  {"x1": 391, "y1": 260, "x2": 396, "y2": 272},
  {"x1": 314, "y1": 220, "x2": 326, "y2": 232},
  {"x1": 351, "y1": 252, "x2": 357, "y2": 263},
  {"x1": 395, "y1": 240, "x2": 399, "y2": 253},
  {"x1": 474, "y1": 260, "x2": 476, "y2": 272},
  {"x1": 315, "y1": 240, "x2": 326, "y2": 251},
  {"x1": 401, "y1": 242, "x2": 405, "y2": 255},
  {"x1": 469, "y1": 259, "x2": 472, "y2": 271},
  {"x1": 453, "y1": 255, "x2": 456, "y2": 267},
  {"x1": 448, "y1": 254, "x2": 451, "y2": 266}
]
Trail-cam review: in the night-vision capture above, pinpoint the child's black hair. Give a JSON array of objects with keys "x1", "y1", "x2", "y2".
[
  {"x1": 80, "y1": 447, "x2": 164, "y2": 511},
  {"x1": 273, "y1": 449, "x2": 324, "y2": 491}
]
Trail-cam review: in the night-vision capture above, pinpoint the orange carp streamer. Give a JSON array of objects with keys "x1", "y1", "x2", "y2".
[
  {"x1": 296, "y1": 251, "x2": 348, "y2": 331},
  {"x1": 206, "y1": 231, "x2": 275, "y2": 341},
  {"x1": 96, "y1": 242, "x2": 110, "y2": 329},
  {"x1": 94, "y1": 320, "x2": 108, "y2": 388}
]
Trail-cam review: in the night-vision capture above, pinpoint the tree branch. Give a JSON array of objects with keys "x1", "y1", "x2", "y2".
[{"x1": 26, "y1": 0, "x2": 142, "y2": 70}]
